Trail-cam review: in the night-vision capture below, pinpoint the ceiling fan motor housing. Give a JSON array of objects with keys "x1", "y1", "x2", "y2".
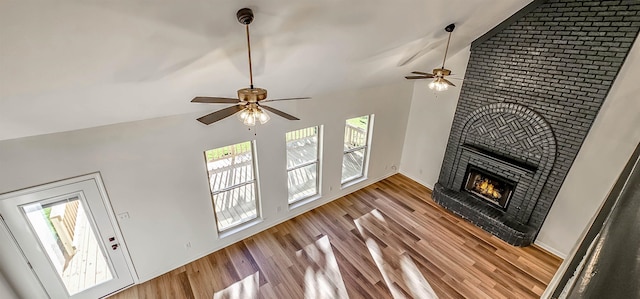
[
  {"x1": 237, "y1": 8, "x2": 254, "y2": 25},
  {"x1": 238, "y1": 88, "x2": 267, "y2": 102},
  {"x1": 433, "y1": 68, "x2": 451, "y2": 76}
]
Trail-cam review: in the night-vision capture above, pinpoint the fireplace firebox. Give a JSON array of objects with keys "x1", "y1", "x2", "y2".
[{"x1": 463, "y1": 165, "x2": 515, "y2": 209}]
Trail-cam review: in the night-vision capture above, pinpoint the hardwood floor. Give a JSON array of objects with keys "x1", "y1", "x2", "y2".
[{"x1": 109, "y1": 174, "x2": 562, "y2": 299}]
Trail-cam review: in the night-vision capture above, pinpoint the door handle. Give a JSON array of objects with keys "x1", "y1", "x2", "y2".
[{"x1": 112, "y1": 244, "x2": 119, "y2": 250}]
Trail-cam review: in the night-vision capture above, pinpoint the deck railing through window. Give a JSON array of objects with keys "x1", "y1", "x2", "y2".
[
  {"x1": 206, "y1": 142, "x2": 252, "y2": 162},
  {"x1": 286, "y1": 126, "x2": 317, "y2": 143},
  {"x1": 344, "y1": 124, "x2": 366, "y2": 148},
  {"x1": 205, "y1": 141, "x2": 259, "y2": 231},
  {"x1": 49, "y1": 200, "x2": 80, "y2": 260},
  {"x1": 342, "y1": 116, "x2": 371, "y2": 184}
]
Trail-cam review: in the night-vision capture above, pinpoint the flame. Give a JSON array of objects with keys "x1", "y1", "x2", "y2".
[{"x1": 474, "y1": 179, "x2": 502, "y2": 199}]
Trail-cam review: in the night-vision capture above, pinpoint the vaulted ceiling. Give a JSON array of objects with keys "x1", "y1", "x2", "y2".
[{"x1": 0, "y1": 0, "x2": 530, "y2": 141}]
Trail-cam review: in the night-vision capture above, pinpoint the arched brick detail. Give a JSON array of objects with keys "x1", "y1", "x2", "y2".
[{"x1": 449, "y1": 102, "x2": 556, "y2": 222}]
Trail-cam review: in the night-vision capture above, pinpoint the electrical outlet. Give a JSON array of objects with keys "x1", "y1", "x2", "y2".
[
  {"x1": 185, "y1": 241, "x2": 192, "y2": 249},
  {"x1": 277, "y1": 206, "x2": 282, "y2": 213},
  {"x1": 117, "y1": 212, "x2": 130, "y2": 220}
]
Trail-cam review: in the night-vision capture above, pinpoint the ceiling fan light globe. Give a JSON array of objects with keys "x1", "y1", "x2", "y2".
[
  {"x1": 238, "y1": 109, "x2": 249, "y2": 121},
  {"x1": 257, "y1": 110, "x2": 270, "y2": 124},
  {"x1": 429, "y1": 78, "x2": 449, "y2": 91},
  {"x1": 243, "y1": 113, "x2": 257, "y2": 126}
]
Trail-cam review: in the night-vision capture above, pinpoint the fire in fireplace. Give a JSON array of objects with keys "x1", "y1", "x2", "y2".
[{"x1": 463, "y1": 165, "x2": 515, "y2": 209}]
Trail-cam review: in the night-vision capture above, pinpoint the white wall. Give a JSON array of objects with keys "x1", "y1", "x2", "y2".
[
  {"x1": 0, "y1": 270, "x2": 19, "y2": 299},
  {"x1": 535, "y1": 42, "x2": 640, "y2": 257},
  {"x1": 400, "y1": 46, "x2": 470, "y2": 188},
  {"x1": 0, "y1": 82, "x2": 413, "y2": 296}
]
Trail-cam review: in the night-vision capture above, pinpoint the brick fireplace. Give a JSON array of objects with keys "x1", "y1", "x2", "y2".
[{"x1": 433, "y1": 0, "x2": 640, "y2": 246}]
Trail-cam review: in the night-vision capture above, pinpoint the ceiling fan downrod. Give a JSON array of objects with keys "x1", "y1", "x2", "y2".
[
  {"x1": 237, "y1": 8, "x2": 255, "y2": 89},
  {"x1": 441, "y1": 23, "x2": 455, "y2": 69}
]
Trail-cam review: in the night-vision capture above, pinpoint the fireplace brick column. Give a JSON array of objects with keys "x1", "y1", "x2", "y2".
[{"x1": 433, "y1": 0, "x2": 640, "y2": 246}]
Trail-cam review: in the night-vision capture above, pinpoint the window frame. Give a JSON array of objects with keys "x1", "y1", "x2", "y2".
[
  {"x1": 286, "y1": 126, "x2": 322, "y2": 204},
  {"x1": 341, "y1": 115, "x2": 373, "y2": 185},
  {"x1": 205, "y1": 140, "x2": 261, "y2": 232}
]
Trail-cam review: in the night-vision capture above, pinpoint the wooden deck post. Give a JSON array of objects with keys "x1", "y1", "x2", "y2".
[{"x1": 49, "y1": 201, "x2": 80, "y2": 258}]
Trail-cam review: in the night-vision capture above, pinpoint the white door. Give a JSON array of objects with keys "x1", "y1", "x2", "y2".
[{"x1": 0, "y1": 174, "x2": 133, "y2": 298}]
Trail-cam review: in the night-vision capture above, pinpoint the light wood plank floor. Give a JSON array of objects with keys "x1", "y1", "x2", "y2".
[{"x1": 110, "y1": 174, "x2": 562, "y2": 299}]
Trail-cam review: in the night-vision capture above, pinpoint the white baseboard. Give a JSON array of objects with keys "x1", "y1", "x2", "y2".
[
  {"x1": 534, "y1": 240, "x2": 567, "y2": 259},
  {"x1": 398, "y1": 171, "x2": 435, "y2": 190}
]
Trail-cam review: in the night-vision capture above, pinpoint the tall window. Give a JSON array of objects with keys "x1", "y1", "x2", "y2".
[
  {"x1": 286, "y1": 126, "x2": 321, "y2": 204},
  {"x1": 342, "y1": 115, "x2": 372, "y2": 184},
  {"x1": 204, "y1": 141, "x2": 259, "y2": 231}
]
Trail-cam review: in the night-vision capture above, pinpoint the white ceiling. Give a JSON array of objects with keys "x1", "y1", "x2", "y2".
[{"x1": 0, "y1": 0, "x2": 530, "y2": 141}]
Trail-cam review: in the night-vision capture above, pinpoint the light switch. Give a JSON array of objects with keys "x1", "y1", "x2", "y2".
[{"x1": 117, "y1": 212, "x2": 130, "y2": 220}]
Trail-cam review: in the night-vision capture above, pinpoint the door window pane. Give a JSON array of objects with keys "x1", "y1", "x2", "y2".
[
  {"x1": 22, "y1": 197, "x2": 113, "y2": 296},
  {"x1": 205, "y1": 141, "x2": 259, "y2": 231}
]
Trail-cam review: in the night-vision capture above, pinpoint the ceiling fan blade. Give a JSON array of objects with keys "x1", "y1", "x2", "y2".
[
  {"x1": 260, "y1": 105, "x2": 300, "y2": 120},
  {"x1": 196, "y1": 105, "x2": 244, "y2": 125},
  {"x1": 397, "y1": 39, "x2": 441, "y2": 67},
  {"x1": 411, "y1": 71, "x2": 434, "y2": 76},
  {"x1": 191, "y1": 97, "x2": 240, "y2": 104},
  {"x1": 261, "y1": 97, "x2": 311, "y2": 103},
  {"x1": 442, "y1": 78, "x2": 456, "y2": 87},
  {"x1": 405, "y1": 75, "x2": 432, "y2": 80}
]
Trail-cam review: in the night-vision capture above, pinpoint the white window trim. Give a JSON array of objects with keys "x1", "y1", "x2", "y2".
[
  {"x1": 286, "y1": 126, "x2": 322, "y2": 204},
  {"x1": 341, "y1": 115, "x2": 373, "y2": 185},
  {"x1": 208, "y1": 140, "x2": 261, "y2": 233}
]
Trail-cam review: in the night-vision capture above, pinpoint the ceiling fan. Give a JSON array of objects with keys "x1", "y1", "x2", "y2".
[
  {"x1": 192, "y1": 8, "x2": 310, "y2": 126},
  {"x1": 405, "y1": 23, "x2": 458, "y2": 91}
]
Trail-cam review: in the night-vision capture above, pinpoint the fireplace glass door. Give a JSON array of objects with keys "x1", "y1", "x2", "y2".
[{"x1": 463, "y1": 166, "x2": 515, "y2": 209}]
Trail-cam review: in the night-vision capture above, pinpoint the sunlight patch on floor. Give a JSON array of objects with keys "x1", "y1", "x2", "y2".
[
  {"x1": 213, "y1": 272, "x2": 259, "y2": 299},
  {"x1": 297, "y1": 235, "x2": 349, "y2": 299},
  {"x1": 355, "y1": 209, "x2": 438, "y2": 299},
  {"x1": 400, "y1": 252, "x2": 438, "y2": 298}
]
